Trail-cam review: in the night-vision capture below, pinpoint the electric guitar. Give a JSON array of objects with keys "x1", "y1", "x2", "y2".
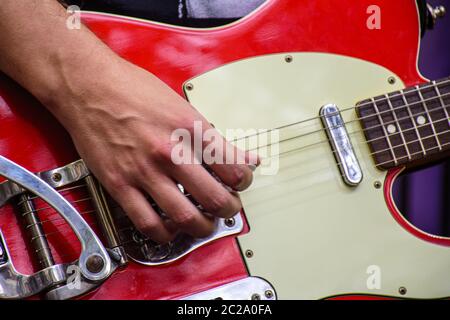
[{"x1": 0, "y1": 0, "x2": 449, "y2": 300}]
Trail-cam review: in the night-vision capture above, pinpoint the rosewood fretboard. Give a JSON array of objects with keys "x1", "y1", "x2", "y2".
[{"x1": 356, "y1": 77, "x2": 450, "y2": 170}]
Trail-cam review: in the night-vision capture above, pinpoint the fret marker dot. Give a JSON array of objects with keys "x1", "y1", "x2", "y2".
[
  {"x1": 416, "y1": 115, "x2": 426, "y2": 125},
  {"x1": 387, "y1": 124, "x2": 397, "y2": 134}
]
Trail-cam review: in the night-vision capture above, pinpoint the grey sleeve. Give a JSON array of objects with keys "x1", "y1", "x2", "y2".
[{"x1": 185, "y1": 0, "x2": 266, "y2": 19}]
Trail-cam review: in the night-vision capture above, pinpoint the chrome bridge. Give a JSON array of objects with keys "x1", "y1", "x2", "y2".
[
  {"x1": 320, "y1": 104, "x2": 363, "y2": 186},
  {"x1": 0, "y1": 158, "x2": 243, "y2": 299}
]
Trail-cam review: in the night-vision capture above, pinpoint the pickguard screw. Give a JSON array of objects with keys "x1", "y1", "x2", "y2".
[
  {"x1": 388, "y1": 76, "x2": 396, "y2": 85},
  {"x1": 52, "y1": 172, "x2": 62, "y2": 182},
  {"x1": 285, "y1": 55, "x2": 293, "y2": 63},
  {"x1": 86, "y1": 255, "x2": 105, "y2": 274},
  {"x1": 225, "y1": 218, "x2": 235, "y2": 227},
  {"x1": 374, "y1": 181, "x2": 382, "y2": 189},
  {"x1": 251, "y1": 293, "x2": 261, "y2": 300},
  {"x1": 185, "y1": 83, "x2": 194, "y2": 91},
  {"x1": 399, "y1": 286, "x2": 407, "y2": 295},
  {"x1": 245, "y1": 249, "x2": 254, "y2": 258},
  {"x1": 265, "y1": 290, "x2": 274, "y2": 299}
]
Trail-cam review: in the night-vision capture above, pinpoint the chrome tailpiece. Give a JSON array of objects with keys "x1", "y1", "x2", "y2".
[
  {"x1": 0, "y1": 158, "x2": 244, "y2": 299},
  {"x1": 0, "y1": 158, "x2": 119, "y2": 300}
]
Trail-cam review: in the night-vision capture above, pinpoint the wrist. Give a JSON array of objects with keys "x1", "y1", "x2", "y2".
[{"x1": 36, "y1": 47, "x2": 126, "y2": 130}]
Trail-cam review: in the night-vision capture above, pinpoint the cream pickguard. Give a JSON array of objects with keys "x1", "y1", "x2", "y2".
[{"x1": 185, "y1": 53, "x2": 450, "y2": 299}]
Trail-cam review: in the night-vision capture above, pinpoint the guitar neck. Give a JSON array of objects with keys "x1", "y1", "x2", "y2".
[{"x1": 356, "y1": 77, "x2": 450, "y2": 170}]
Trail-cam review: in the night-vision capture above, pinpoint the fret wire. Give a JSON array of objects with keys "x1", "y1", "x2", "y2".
[
  {"x1": 416, "y1": 85, "x2": 442, "y2": 151},
  {"x1": 433, "y1": 80, "x2": 450, "y2": 127},
  {"x1": 252, "y1": 92, "x2": 450, "y2": 152},
  {"x1": 375, "y1": 140, "x2": 450, "y2": 168},
  {"x1": 370, "y1": 97, "x2": 398, "y2": 165},
  {"x1": 369, "y1": 127, "x2": 450, "y2": 159},
  {"x1": 241, "y1": 90, "x2": 450, "y2": 153},
  {"x1": 268, "y1": 113, "x2": 450, "y2": 162},
  {"x1": 400, "y1": 89, "x2": 427, "y2": 156},
  {"x1": 365, "y1": 116, "x2": 450, "y2": 145},
  {"x1": 385, "y1": 93, "x2": 411, "y2": 160}
]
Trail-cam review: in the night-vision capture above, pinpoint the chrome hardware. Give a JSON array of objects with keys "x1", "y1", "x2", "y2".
[
  {"x1": 426, "y1": 4, "x2": 446, "y2": 29},
  {"x1": 0, "y1": 156, "x2": 117, "y2": 299},
  {"x1": 85, "y1": 175, "x2": 128, "y2": 267},
  {"x1": 0, "y1": 232, "x2": 68, "y2": 299},
  {"x1": 0, "y1": 159, "x2": 89, "y2": 207},
  {"x1": 117, "y1": 211, "x2": 244, "y2": 266},
  {"x1": 183, "y1": 277, "x2": 277, "y2": 300},
  {"x1": 16, "y1": 194, "x2": 55, "y2": 269},
  {"x1": 320, "y1": 104, "x2": 363, "y2": 186}
]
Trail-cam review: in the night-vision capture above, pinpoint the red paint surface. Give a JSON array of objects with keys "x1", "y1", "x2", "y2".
[{"x1": 0, "y1": 0, "x2": 428, "y2": 299}]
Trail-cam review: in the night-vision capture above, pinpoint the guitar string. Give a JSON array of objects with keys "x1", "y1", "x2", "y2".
[
  {"x1": 261, "y1": 114, "x2": 450, "y2": 159},
  {"x1": 240, "y1": 91, "x2": 450, "y2": 153},
  {"x1": 16, "y1": 83, "x2": 450, "y2": 214},
  {"x1": 23, "y1": 137, "x2": 450, "y2": 252},
  {"x1": 248, "y1": 105, "x2": 450, "y2": 154},
  {"x1": 17, "y1": 184, "x2": 88, "y2": 204},
  {"x1": 266, "y1": 122, "x2": 450, "y2": 162},
  {"x1": 20, "y1": 112, "x2": 450, "y2": 223},
  {"x1": 230, "y1": 78, "x2": 450, "y2": 144},
  {"x1": 13, "y1": 81, "x2": 450, "y2": 246}
]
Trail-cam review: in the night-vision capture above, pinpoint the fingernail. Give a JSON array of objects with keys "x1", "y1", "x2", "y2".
[{"x1": 248, "y1": 164, "x2": 257, "y2": 172}]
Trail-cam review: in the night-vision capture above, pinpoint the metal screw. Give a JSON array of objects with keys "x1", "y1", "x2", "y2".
[
  {"x1": 52, "y1": 172, "x2": 62, "y2": 182},
  {"x1": 433, "y1": 5, "x2": 446, "y2": 18},
  {"x1": 285, "y1": 55, "x2": 293, "y2": 63},
  {"x1": 399, "y1": 286, "x2": 407, "y2": 295},
  {"x1": 265, "y1": 290, "x2": 274, "y2": 299},
  {"x1": 86, "y1": 255, "x2": 105, "y2": 274},
  {"x1": 374, "y1": 181, "x2": 382, "y2": 189},
  {"x1": 251, "y1": 293, "x2": 261, "y2": 300},
  {"x1": 185, "y1": 83, "x2": 194, "y2": 91},
  {"x1": 224, "y1": 218, "x2": 235, "y2": 227},
  {"x1": 388, "y1": 77, "x2": 396, "y2": 85},
  {"x1": 245, "y1": 249, "x2": 254, "y2": 258}
]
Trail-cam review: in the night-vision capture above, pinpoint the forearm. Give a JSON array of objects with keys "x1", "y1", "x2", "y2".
[{"x1": 0, "y1": 0, "x2": 122, "y2": 124}]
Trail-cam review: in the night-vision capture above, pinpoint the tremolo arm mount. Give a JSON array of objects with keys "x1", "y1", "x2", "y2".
[{"x1": 0, "y1": 155, "x2": 116, "y2": 300}]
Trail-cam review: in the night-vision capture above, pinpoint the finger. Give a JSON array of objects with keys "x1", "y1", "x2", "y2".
[
  {"x1": 204, "y1": 132, "x2": 256, "y2": 191},
  {"x1": 172, "y1": 164, "x2": 242, "y2": 219},
  {"x1": 141, "y1": 174, "x2": 215, "y2": 238},
  {"x1": 112, "y1": 185, "x2": 175, "y2": 243}
]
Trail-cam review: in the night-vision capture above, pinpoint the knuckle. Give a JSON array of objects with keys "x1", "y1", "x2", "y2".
[
  {"x1": 136, "y1": 219, "x2": 160, "y2": 236},
  {"x1": 205, "y1": 192, "x2": 235, "y2": 216},
  {"x1": 171, "y1": 210, "x2": 197, "y2": 227},
  {"x1": 151, "y1": 143, "x2": 174, "y2": 164},
  {"x1": 229, "y1": 166, "x2": 247, "y2": 188},
  {"x1": 104, "y1": 176, "x2": 131, "y2": 197}
]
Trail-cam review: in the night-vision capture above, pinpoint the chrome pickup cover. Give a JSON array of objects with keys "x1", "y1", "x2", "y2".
[{"x1": 320, "y1": 104, "x2": 363, "y2": 186}]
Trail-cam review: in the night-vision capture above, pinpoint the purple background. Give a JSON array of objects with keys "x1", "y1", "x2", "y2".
[{"x1": 394, "y1": 0, "x2": 450, "y2": 236}]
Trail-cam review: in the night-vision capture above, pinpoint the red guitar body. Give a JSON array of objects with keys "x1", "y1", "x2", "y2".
[{"x1": 0, "y1": 0, "x2": 427, "y2": 299}]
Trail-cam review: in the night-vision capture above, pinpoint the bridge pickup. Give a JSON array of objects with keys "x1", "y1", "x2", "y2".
[{"x1": 320, "y1": 104, "x2": 363, "y2": 186}]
